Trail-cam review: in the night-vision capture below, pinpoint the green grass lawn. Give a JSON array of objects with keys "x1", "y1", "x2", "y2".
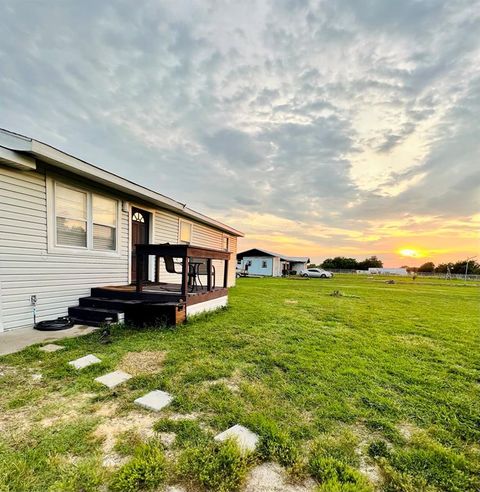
[{"x1": 0, "y1": 275, "x2": 479, "y2": 491}]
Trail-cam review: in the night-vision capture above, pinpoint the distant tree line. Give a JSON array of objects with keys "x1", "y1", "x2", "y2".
[
  {"x1": 307, "y1": 257, "x2": 480, "y2": 275},
  {"x1": 308, "y1": 256, "x2": 383, "y2": 270},
  {"x1": 403, "y1": 261, "x2": 480, "y2": 274}
]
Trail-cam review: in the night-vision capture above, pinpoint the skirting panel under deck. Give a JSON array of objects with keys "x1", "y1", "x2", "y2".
[{"x1": 187, "y1": 295, "x2": 228, "y2": 317}]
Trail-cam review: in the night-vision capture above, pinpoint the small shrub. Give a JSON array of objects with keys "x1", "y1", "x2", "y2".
[
  {"x1": 178, "y1": 438, "x2": 249, "y2": 491},
  {"x1": 110, "y1": 441, "x2": 167, "y2": 492},
  {"x1": 368, "y1": 440, "x2": 390, "y2": 459},
  {"x1": 309, "y1": 456, "x2": 372, "y2": 492}
]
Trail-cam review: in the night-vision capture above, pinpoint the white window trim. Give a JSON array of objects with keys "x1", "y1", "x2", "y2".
[
  {"x1": 46, "y1": 177, "x2": 121, "y2": 257},
  {"x1": 178, "y1": 219, "x2": 193, "y2": 244}
]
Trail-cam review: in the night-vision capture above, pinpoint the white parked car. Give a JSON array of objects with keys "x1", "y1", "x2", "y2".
[{"x1": 300, "y1": 268, "x2": 333, "y2": 278}]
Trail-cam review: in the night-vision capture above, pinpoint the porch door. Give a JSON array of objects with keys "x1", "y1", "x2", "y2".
[{"x1": 131, "y1": 208, "x2": 150, "y2": 283}]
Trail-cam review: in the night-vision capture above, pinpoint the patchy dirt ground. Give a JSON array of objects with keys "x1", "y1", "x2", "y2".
[
  {"x1": 244, "y1": 463, "x2": 316, "y2": 492},
  {"x1": 202, "y1": 368, "x2": 244, "y2": 393},
  {"x1": 118, "y1": 351, "x2": 166, "y2": 375}
]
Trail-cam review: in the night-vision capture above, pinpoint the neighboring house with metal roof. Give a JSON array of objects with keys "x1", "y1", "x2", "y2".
[
  {"x1": 237, "y1": 248, "x2": 310, "y2": 277},
  {"x1": 0, "y1": 128, "x2": 243, "y2": 332}
]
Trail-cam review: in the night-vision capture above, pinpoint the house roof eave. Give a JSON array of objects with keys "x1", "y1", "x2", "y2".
[{"x1": 0, "y1": 128, "x2": 243, "y2": 237}]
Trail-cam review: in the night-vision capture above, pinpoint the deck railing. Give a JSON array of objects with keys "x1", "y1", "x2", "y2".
[{"x1": 134, "y1": 243, "x2": 231, "y2": 298}]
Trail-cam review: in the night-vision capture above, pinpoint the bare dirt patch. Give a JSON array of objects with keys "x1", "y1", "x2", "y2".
[
  {"x1": 352, "y1": 424, "x2": 385, "y2": 488},
  {"x1": 118, "y1": 351, "x2": 166, "y2": 375},
  {"x1": 94, "y1": 401, "x2": 119, "y2": 417},
  {"x1": 245, "y1": 462, "x2": 315, "y2": 492},
  {"x1": 397, "y1": 422, "x2": 420, "y2": 440},
  {"x1": 93, "y1": 412, "x2": 158, "y2": 456},
  {"x1": 284, "y1": 299, "x2": 299, "y2": 305},
  {"x1": 203, "y1": 368, "x2": 243, "y2": 393},
  {"x1": 358, "y1": 456, "x2": 383, "y2": 489},
  {"x1": 0, "y1": 392, "x2": 94, "y2": 435},
  {"x1": 167, "y1": 412, "x2": 202, "y2": 421}
]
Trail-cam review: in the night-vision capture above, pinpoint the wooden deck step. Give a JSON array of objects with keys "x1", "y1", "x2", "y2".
[
  {"x1": 68, "y1": 305, "x2": 124, "y2": 325},
  {"x1": 79, "y1": 297, "x2": 143, "y2": 311}
]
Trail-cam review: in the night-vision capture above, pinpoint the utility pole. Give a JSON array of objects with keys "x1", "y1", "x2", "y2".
[{"x1": 465, "y1": 256, "x2": 477, "y2": 282}]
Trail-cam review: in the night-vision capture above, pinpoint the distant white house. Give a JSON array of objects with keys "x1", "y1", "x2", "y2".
[
  {"x1": 368, "y1": 267, "x2": 408, "y2": 276},
  {"x1": 237, "y1": 248, "x2": 310, "y2": 276}
]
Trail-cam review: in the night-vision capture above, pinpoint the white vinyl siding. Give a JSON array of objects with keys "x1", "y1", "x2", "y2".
[
  {"x1": 0, "y1": 165, "x2": 128, "y2": 331},
  {"x1": 0, "y1": 164, "x2": 238, "y2": 332},
  {"x1": 191, "y1": 222, "x2": 237, "y2": 287},
  {"x1": 152, "y1": 209, "x2": 180, "y2": 283},
  {"x1": 152, "y1": 212, "x2": 237, "y2": 288}
]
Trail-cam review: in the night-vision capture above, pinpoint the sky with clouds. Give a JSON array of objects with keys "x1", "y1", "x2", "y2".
[{"x1": 1, "y1": 0, "x2": 479, "y2": 265}]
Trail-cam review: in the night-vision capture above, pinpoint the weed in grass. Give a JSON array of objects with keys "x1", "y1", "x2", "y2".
[
  {"x1": 309, "y1": 456, "x2": 372, "y2": 492},
  {"x1": 47, "y1": 457, "x2": 106, "y2": 492},
  {"x1": 254, "y1": 418, "x2": 301, "y2": 469},
  {"x1": 384, "y1": 434, "x2": 479, "y2": 491},
  {"x1": 311, "y1": 429, "x2": 360, "y2": 467},
  {"x1": 110, "y1": 440, "x2": 167, "y2": 492},
  {"x1": 5, "y1": 388, "x2": 45, "y2": 410},
  {"x1": 154, "y1": 418, "x2": 209, "y2": 447},
  {"x1": 114, "y1": 429, "x2": 145, "y2": 456},
  {"x1": 0, "y1": 418, "x2": 100, "y2": 491},
  {"x1": 365, "y1": 417, "x2": 402, "y2": 444},
  {"x1": 178, "y1": 438, "x2": 250, "y2": 492},
  {"x1": 367, "y1": 440, "x2": 390, "y2": 459}
]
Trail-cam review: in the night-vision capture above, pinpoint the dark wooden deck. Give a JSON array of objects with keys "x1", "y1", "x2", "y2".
[
  {"x1": 71, "y1": 244, "x2": 231, "y2": 327},
  {"x1": 93, "y1": 283, "x2": 228, "y2": 305}
]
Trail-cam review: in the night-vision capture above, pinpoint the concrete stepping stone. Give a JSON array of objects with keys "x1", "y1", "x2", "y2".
[
  {"x1": 95, "y1": 370, "x2": 132, "y2": 389},
  {"x1": 39, "y1": 343, "x2": 65, "y2": 352},
  {"x1": 214, "y1": 424, "x2": 259, "y2": 453},
  {"x1": 68, "y1": 354, "x2": 101, "y2": 369},
  {"x1": 134, "y1": 390, "x2": 173, "y2": 412}
]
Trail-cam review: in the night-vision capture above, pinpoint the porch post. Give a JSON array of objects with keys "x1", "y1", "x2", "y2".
[
  {"x1": 207, "y1": 258, "x2": 212, "y2": 291},
  {"x1": 181, "y1": 256, "x2": 189, "y2": 300},
  {"x1": 154, "y1": 255, "x2": 160, "y2": 283},
  {"x1": 223, "y1": 259, "x2": 229, "y2": 288},
  {"x1": 136, "y1": 250, "x2": 143, "y2": 293}
]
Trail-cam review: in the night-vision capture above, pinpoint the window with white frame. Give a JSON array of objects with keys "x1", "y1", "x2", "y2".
[
  {"x1": 92, "y1": 195, "x2": 117, "y2": 250},
  {"x1": 55, "y1": 184, "x2": 88, "y2": 247},
  {"x1": 54, "y1": 182, "x2": 118, "y2": 252},
  {"x1": 179, "y1": 220, "x2": 192, "y2": 243}
]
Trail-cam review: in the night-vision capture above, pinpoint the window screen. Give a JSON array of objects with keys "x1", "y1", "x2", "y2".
[
  {"x1": 93, "y1": 195, "x2": 117, "y2": 250},
  {"x1": 55, "y1": 185, "x2": 87, "y2": 247}
]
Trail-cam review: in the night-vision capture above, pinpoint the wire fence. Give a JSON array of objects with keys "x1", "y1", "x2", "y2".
[{"x1": 324, "y1": 269, "x2": 480, "y2": 281}]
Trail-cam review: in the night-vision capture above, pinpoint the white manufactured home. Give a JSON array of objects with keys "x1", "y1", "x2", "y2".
[
  {"x1": 0, "y1": 129, "x2": 243, "y2": 332},
  {"x1": 237, "y1": 248, "x2": 309, "y2": 277},
  {"x1": 368, "y1": 268, "x2": 408, "y2": 276}
]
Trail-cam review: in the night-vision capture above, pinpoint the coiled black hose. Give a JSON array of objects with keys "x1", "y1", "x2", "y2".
[{"x1": 34, "y1": 316, "x2": 74, "y2": 331}]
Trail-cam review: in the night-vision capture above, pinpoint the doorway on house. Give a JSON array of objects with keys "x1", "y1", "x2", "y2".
[{"x1": 131, "y1": 207, "x2": 150, "y2": 283}]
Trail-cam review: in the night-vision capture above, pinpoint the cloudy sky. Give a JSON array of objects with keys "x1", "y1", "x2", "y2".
[{"x1": 1, "y1": 0, "x2": 479, "y2": 265}]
